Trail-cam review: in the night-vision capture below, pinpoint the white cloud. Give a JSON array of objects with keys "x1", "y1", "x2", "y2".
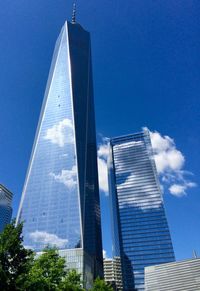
[
  {"x1": 29, "y1": 231, "x2": 68, "y2": 248},
  {"x1": 97, "y1": 157, "x2": 109, "y2": 194},
  {"x1": 61, "y1": 154, "x2": 68, "y2": 158},
  {"x1": 169, "y1": 182, "x2": 197, "y2": 197},
  {"x1": 103, "y1": 249, "x2": 112, "y2": 259},
  {"x1": 97, "y1": 142, "x2": 109, "y2": 195},
  {"x1": 148, "y1": 129, "x2": 197, "y2": 197},
  {"x1": 114, "y1": 140, "x2": 143, "y2": 151},
  {"x1": 50, "y1": 165, "x2": 77, "y2": 189},
  {"x1": 44, "y1": 118, "x2": 74, "y2": 147},
  {"x1": 117, "y1": 172, "x2": 162, "y2": 210},
  {"x1": 98, "y1": 144, "x2": 109, "y2": 159},
  {"x1": 150, "y1": 131, "x2": 174, "y2": 152},
  {"x1": 169, "y1": 184, "x2": 186, "y2": 197},
  {"x1": 103, "y1": 249, "x2": 107, "y2": 259},
  {"x1": 116, "y1": 172, "x2": 136, "y2": 189},
  {"x1": 154, "y1": 150, "x2": 185, "y2": 174},
  {"x1": 97, "y1": 130, "x2": 197, "y2": 199},
  {"x1": 150, "y1": 130, "x2": 185, "y2": 174},
  {"x1": 113, "y1": 138, "x2": 163, "y2": 209},
  {"x1": 24, "y1": 245, "x2": 33, "y2": 250}
]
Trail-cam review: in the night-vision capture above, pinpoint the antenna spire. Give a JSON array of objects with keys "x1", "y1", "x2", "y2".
[{"x1": 72, "y1": 3, "x2": 76, "y2": 24}]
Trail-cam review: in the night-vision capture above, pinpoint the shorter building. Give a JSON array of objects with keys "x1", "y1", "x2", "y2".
[
  {"x1": 145, "y1": 258, "x2": 200, "y2": 291},
  {"x1": 108, "y1": 130, "x2": 175, "y2": 290},
  {"x1": 0, "y1": 184, "x2": 13, "y2": 232},
  {"x1": 104, "y1": 257, "x2": 123, "y2": 290}
]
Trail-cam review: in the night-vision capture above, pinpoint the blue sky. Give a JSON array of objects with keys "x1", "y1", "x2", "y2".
[{"x1": 0, "y1": 1, "x2": 199, "y2": 260}]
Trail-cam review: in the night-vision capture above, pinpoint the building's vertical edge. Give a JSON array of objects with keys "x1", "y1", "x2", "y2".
[
  {"x1": 82, "y1": 35, "x2": 90, "y2": 286},
  {"x1": 108, "y1": 141, "x2": 120, "y2": 257},
  {"x1": 65, "y1": 21, "x2": 84, "y2": 259},
  {"x1": 67, "y1": 21, "x2": 103, "y2": 286},
  {"x1": 108, "y1": 141, "x2": 124, "y2": 290},
  {"x1": 87, "y1": 40, "x2": 104, "y2": 280}
]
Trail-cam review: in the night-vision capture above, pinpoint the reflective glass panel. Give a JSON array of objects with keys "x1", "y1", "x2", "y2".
[
  {"x1": 18, "y1": 24, "x2": 81, "y2": 251},
  {"x1": 109, "y1": 130, "x2": 175, "y2": 291}
]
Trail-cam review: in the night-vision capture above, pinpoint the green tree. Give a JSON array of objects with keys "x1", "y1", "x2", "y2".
[
  {"x1": 90, "y1": 277, "x2": 114, "y2": 291},
  {"x1": 59, "y1": 269, "x2": 84, "y2": 291},
  {"x1": 0, "y1": 221, "x2": 33, "y2": 291},
  {"x1": 0, "y1": 222, "x2": 88, "y2": 291},
  {"x1": 24, "y1": 247, "x2": 66, "y2": 290},
  {"x1": 24, "y1": 248, "x2": 85, "y2": 291}
]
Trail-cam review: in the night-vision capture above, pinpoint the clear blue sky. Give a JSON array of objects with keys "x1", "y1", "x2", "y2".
[{"x1": 0, "y1": 0, "x2": 199, "y2": 260}]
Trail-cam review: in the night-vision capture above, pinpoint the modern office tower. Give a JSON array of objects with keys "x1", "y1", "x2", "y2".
[
  {"x1": 145, "y1": 258, "x2": 200, "y2": 291},
  {"x1": 16, "y1": 14, "x2": 103, "y2": 288},
  {"x1": 108, "y1": 129, "x2": 175, "y2": 291},
  {"x1": 0, "y1": 184, "x2": 13, "y2": 232},
  {"x1": 104, "y1": 257, "x2": 123, "y2": 290}
]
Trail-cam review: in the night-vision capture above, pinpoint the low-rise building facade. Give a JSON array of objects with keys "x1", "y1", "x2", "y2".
[{"x1": 145, "y1": 258, "x2": 200, "y2": 291}]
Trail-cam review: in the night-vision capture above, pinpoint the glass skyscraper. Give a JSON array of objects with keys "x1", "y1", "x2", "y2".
[
  {"x1": 0, "y1": 184, "x2": 13, "y2": 232},
  {"x1": 108, "y1": 129, "x2": 175, "y2": 291},
  {"x1": 16, "y1": 18, "x2": 103, "y2": 287}
]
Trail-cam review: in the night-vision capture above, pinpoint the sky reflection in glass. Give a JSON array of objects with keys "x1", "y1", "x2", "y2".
[
  {"x1": 108, "y1": 130, "x2": 175, "y2": 291},
  {"x1": 17, "y1": 24, "x2": 81, "y2": 251}
]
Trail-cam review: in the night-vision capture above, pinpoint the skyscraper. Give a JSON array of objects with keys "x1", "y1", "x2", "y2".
[
  {"x1": 16, "y1": 15, "x2": 103, "y2": 287},
  {"x1": 0, "y1": 184, "x2": 13, "y2": 232},
  {"x1": 108, "y1": 129, "x2": 175, "y2": 291}
]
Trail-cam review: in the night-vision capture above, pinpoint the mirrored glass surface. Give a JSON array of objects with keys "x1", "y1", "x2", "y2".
[
  {"x1": 18, "y1": 25, "x2": 81, "y2": 251},
  {"x1": 109, "y1": 130, "x2": 175, "y2": 291}
]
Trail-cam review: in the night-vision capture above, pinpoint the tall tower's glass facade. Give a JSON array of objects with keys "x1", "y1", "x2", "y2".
[
  {"x1": 0, "y1": 184, "x2": 13, "y2": 232},
  {"x1": 17, "y1": 21, "x2": 103, "y2": 287},
  {"x1": 108, "y1": 129, "x2": 175, "y2": 291}
]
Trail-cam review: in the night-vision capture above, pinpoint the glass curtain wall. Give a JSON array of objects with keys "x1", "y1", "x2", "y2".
[
  {"x1": 17, "y1": 21, "x2": 103, "y2": 286},
  {"x1": 0, "y1": 184, "x2": 13, "y2": 232},
  {"x1": 108, "y1": 129, "x2": 175, "y2": 291}
]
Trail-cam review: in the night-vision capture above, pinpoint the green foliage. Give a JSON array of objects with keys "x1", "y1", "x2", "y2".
[
  {"x1": 24, "y1": 247, "x2": 67, "y2": 290},
  {"x1": 23, "y1": 248, "x2": 85, "y2": 290},
  {"x1": 0, "y1": 222, "x2": 112, "y2": 291},
  {"x1": 0, "y1": 220, "x2": 33, "y2": 291},
  {"x1": 0, "y1": 222, "x2": 84, "y2": 291},
  {"x1": 90, "y1": 277, "x2": 114, "y2": 291},
  {"x1": 59, "y1": 269, "x2": 84, "y2": 290}
]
